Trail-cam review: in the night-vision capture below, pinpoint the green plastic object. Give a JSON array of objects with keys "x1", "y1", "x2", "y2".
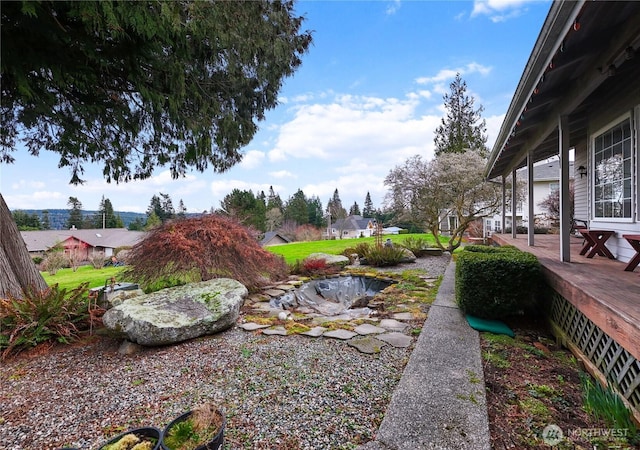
[{"x1": 465, "y1": 315, "x2": 515, "y2": 337}]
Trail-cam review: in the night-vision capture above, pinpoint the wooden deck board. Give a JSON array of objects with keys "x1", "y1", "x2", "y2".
[{"x1": 491, "y1": 233, "x2": 640, "y2": 361}]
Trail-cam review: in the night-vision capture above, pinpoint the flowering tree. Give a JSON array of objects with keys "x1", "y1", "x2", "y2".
[{"x1": 385, "y1": 151, "x2": 502, "y2": 251}]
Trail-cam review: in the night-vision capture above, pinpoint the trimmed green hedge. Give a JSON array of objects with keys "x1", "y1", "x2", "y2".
[{"x1": 455, "y1": 245, "x2": 541, "y2": 319}]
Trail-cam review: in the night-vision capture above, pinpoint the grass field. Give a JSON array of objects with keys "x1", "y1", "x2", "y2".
[
  {"x1": 41, "y1": 233, "x2": 445, "y2": 289},
  {"x1": 267, "y1": 233, "x2": 445, "y2": 264},
  {"x1": 42, "y1": 265, "x2": 126, "y2": 291}
]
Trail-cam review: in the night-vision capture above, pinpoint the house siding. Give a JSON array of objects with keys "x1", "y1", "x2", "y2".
[{"x1": 578, "y1": 93, "x2": 640, "y2": 263}]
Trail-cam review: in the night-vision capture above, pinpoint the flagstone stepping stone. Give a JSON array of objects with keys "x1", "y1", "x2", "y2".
[
  {"x1": 377, "y1": 332, "x2": 413, "y2": 348},
  {"x1": 354, "y1": 323, "x2": 387, "y2": 335},
  {"x1": 287, "y1": 280, "x2": 304, "y2": 287},
  {"x1": 301, "y1": 326, "x2": 328, "y2": 337},
  {"x1": 323, "y1": 329, "x2": 357, "y2": 340},
  {"x1": 392, "y1": 312, "x2": 415, "y2": 321},
  {"x1": 264, "y1": 289, "x2": 286, "y2": 297},
  {"x1": 238, "y1": 322, "x2": 271, "y2": 331},
  {"x1": 380, "y1": 318, "x2": 408, "y2": 332},
  {"x1": 348, "y1": 336, "x2": 386, "y2": 354},
  {"x1": 247, "y1": 293, "x2": 270, "y2": 303},
  {"x1": 250, "y1": 302, "x2": 273, "y2": 312},
  {"x1": 262, "y1": 326, "x2": 288, "y2": 336},
  {"x1": 275, "y1": 284, "x2": 296, "y2": 291}
]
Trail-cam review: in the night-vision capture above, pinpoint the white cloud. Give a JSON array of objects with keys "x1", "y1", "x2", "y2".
[
  {"x1": 240, "y1": 150, "x2": 266, "y2": 169},
  {"x1": 471, "y1": 0, "x2": 534, "y2": 22},
  {"x1": 416, "y1": 63, "x2": 493, "y2": 85},
  {"x1": 385, "y1": 0, "x2": 401, "y2": 16},
  {"x1": 10, "y1": 180, "x2": 46, "y2": 190},
  {"x1": 269, "y1": 170, "x2": 296, "y2": 179}
]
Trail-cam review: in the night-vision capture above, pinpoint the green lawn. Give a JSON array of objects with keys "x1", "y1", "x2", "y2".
[
  {"x1": 41, "y1": 233, "x2": 446, "y2": 290},
  {"x1": 267, "y1": 233, "x2": 445, "y2": 265},
  {"x1": 42, "y1": 265, "x2": 126, "y2": 291}
]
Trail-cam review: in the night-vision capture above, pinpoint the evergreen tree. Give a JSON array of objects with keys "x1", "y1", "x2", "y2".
[
  {"x1": 266, "y1": 186, "x2": 284, "y2": 211},
  {"x1": 128, "y1": 217, "x2": 145, "y2": 231},
  {"x1": 41, "y1": 210, "x2": 50, "y2": 230},
  {"x1": 284, "y1": 189, "x2": 309, "y2": 225},
  {"x1": 177, "y1": 200, "x2": 188, "y2": 219},
  {"x1": 220, "y1": 189, "x2": 265, "y2": 231},
  {"x1": 349, "y1": 201, "x2": 361, "y2": 216},
  {"x1": 307, "y1": 195, "x2": 324, "y2": 228},
  {"x1": 145, "y1": 211, "x2": 162, "y2": 230},
  {"x1": 66, "y1": 197, "x2": 84, "y2": 229},
  {"x1": 326, "y1": 189, "x2": 347, "y2": 220},
  {"x1": 0, "y1": 0, "x2": 311, "y2": 300},
  {"x1": 94, "y1": 196, "x2": 120, "y2": 228},
  {"x1": 147, "y1": 193, "x2": 175, "y2": 223},
  {"x1": 363, "y1": 192, "x2": 375, "y2": 218},
  {"x1": 11, "y1": 211, "x2": 41, "y2": 230},
  {"x1": 434, "y1": 73, "x2": 488, "y2": 157}
]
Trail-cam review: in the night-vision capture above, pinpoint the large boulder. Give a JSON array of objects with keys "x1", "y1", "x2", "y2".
[
  {"x1": 307, "y1": 252, "x2": 350, "y2": 267},
  {"x1": 102, "y1": 278, "x2": 248, "y2": 346}
]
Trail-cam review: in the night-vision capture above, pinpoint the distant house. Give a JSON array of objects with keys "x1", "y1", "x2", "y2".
[
  {"x1": 20, "y1": 228, "x2": 146, "y2": 260},
  {"x1": 484, "y1": 160, "x2": 574, "y2": 234},
  {"x1": 260, "y1": 231, "x2": 291, "y2": 247},
  {"x1": 330, "y1": 215, "x2": 377, "y2": 239},
  {"x1": 382, "y1": 226, "x2": 404, "y2": 235}
]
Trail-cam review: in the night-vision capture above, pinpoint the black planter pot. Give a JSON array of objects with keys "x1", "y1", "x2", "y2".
[
  {"x1": 97, "y1": 427, "x2": 162, "y2": 450},
  {"x1": 161, "y1": 410, "x2": 225, "y2": 450}
]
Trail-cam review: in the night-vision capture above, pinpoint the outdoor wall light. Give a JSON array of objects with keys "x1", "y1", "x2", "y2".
[{"x1": 578, "y1": 165, "x2": 587, "y2": 178}]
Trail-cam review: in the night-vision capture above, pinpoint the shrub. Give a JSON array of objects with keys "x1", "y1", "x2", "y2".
[
  {"x1": 123, "y1": 215, "x2": 288, "y2": 292},
  {"x1": 31, "y1": 256, "x2": 43, "y2": 265},
  {"x1": 42, "y1": 250, "x2": 67, "y2": 275},
  {"x1": 89, "y1": 251, "x2": 106, "y2": 269},
  {"x1": 361, "y1": 245, "x2": 407, "y2": 267},
  {"x1": 455, "y1": 245, "x2": 541, "y2": 319},
  {"x1": 400, "y1": 237, "x2": 430, "y2": 257},
  {"x1": 294, "y1": 224, "x2": 323, "y2": 242},
  {"x1": 0, "y1": 283, "x2": 91, "y2": 359}
]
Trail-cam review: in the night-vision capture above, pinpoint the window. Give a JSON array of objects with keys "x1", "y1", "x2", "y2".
[
  {"x1": 549, "y1": 182, "x2": 559, "y2": 193},
  {"x1": 593, "y1": 117, "x2": 633, "y2": 219}
]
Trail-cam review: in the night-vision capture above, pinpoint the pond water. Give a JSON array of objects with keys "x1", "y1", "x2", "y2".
[{"x1": 270, "y1": 276, "x2": 393, "y2": 318}]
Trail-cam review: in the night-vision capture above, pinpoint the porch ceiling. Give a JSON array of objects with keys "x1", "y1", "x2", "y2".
[{"x1": 486, "y1": 1, "x2": 640, "y2": 180}]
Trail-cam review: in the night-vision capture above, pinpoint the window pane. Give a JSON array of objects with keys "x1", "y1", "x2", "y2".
[{"x1": 593, "y1": 118, "x2": 632, "y2": 218}]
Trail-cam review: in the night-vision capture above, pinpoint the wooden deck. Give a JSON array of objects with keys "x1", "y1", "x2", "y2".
[{"x1": 491, "y1": 233, "x2": 640, "y2": 361}]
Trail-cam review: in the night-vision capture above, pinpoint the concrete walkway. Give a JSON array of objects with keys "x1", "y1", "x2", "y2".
[{"x1": 358, "y1": 261, "x2": 491, "y2": 450}]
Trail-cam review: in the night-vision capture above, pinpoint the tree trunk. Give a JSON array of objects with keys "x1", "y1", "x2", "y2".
[{"x1": 0, "y1": 193, "x2": 48, "y2": 298}]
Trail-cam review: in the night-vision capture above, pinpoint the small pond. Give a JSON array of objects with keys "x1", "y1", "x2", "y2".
[{"x1": 270, "y1": 276, "x2": 393, "y2": 318}]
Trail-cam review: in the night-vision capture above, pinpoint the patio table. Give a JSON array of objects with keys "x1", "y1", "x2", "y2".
[
  {"x1": 622, "y1": 234, "x2": 640, "y2": 272},
  {"x1": 578, "y1": 229, "x2": 616, "y2": 259}
]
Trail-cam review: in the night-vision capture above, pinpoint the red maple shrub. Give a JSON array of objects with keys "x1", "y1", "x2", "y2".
[{"x1": 123, "y1": 215, "x2": 288, "y2": 292}]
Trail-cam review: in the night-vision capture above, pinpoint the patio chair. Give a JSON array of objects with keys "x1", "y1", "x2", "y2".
[{"x1": 570, "y1": 218, "x2": 588, "y2": 236}]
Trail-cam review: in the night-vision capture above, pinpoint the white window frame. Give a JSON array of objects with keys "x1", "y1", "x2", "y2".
[{"x1": 591, "y1": 113, "x2": 635, "y2": 223}]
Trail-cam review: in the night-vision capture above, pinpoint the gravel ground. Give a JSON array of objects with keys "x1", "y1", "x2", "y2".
[{"x1": 0, "y1": 254, "x2": 451, "y2": 450}]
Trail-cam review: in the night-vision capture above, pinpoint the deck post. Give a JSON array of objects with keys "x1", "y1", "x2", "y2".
[
  {"x1": 501, "y1": 176, "x2": 506, "y2": 234},
  {"x1": 528, "y1": 151, "x2": 535, "y2": 246},
  {"x1": 559, "y1": 115, "x2": 571, "y2": 262},
  {"x1": 512, "y1": 170, "x2": 517, "y2": 238}
]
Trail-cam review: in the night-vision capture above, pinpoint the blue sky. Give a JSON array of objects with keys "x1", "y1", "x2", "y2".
[{"x1": 2, "y1": 0, "x2": 551, "y2": 215}]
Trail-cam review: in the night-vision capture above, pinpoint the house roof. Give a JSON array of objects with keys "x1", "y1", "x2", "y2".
[
  {"x1": 485, "y1": 1, "x2": 640, "y2": 180},
  {"x1": 518, "y1": 160, "x2": 574, "y2": 181},
  {"x1": 20, "y1": 228, "x2": 146, "y2": 252},
  {"x1": 332, "y1": 215, "x2": 376, "y2": 231},
  {"x1": 260, "y1": 231, "x2": 291, "y2": 245}
]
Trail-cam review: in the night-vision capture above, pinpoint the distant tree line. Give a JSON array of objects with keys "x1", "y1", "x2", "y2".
[{"x1": 11, "y1": 187, "x2": 416, "y2": 239}]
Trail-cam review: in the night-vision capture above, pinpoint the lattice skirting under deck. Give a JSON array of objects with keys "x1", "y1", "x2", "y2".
[{"x1": 549, "y1": 292, "x2": 640, "y2": 414}]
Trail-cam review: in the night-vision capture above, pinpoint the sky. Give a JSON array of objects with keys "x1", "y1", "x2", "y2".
[{"x1": 1, "y1": 0, "x2": 552, "y2": 215}]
